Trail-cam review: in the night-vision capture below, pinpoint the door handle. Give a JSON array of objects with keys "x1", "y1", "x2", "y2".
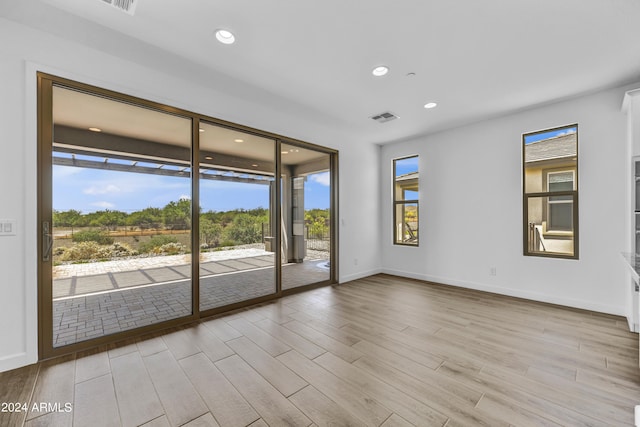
[{"x1": 42, "y1": 221, "x2": 53, "y2": 262}]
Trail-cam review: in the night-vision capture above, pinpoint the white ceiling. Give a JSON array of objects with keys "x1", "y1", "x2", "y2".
[{"x1": 4, "y1": 0, "x2": 640, "y2": 145}]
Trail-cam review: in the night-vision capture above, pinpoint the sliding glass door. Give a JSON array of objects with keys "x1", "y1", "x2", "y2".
[
  {"x1": 280, "y1": 143, "x2": 333, "y2": 290},
  {"x1": 38, "y1": 73, "x2": 338, "y2": 359},
  {"x1": 198, "y1": 122, "x2": 277, "y2": 311},
  {"x1": 43, "y1": 83, "x2": 194, "y2": 351}
]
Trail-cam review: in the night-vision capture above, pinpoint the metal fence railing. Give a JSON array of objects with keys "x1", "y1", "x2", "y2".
[
  {"x1": 261, "y1": 223, "x2": 330, "y2": 252},
  {"x1": 306, "y1": 228, "x2": 330, "y2": 251}
]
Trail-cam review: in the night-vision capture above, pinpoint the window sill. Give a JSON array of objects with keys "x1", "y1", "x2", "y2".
[{"x1": 542, "y1": 230, "x2": 573, "y2": 238}]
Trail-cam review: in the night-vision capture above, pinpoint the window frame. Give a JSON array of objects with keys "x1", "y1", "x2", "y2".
[
  {"x1": 546, "y1": 169, "x2": 575, "y2": 232},
  {"x1": 393, "y1": 155, "x2": 419, "y2": 247},
  {"x1": 522, "y1": 124, "x2": 579, "y2": 259},
  {"x1": 546, "y1": 169, "x2": 576, "y2": 192},
  {"x1": 36, "y1": 72, "x2": 340, "y2": 360}
]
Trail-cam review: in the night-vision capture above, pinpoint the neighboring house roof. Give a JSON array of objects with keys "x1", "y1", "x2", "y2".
[
  {"x1": 396, "y1": 171, "x2": 418, "y2": 192},
  {"x1": 525, "y1": 133, "x2": 576, "y2": 163},
  {"x1": 396, "y1": 171, "x2": 418, "y2": 182}
]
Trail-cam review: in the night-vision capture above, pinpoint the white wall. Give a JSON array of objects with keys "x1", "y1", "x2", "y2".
[
  {"x1": 0, "y1": 18, "x2": 381, "y2": 372},
  {"x1": 0, "y1": 51, "x2": 33, "y2": 373},
  {"x1": 381, "y1": 85, "x2": 633, "y2": 319},
  {"x1": 3, "y1": 12, "x2": 633, "y2": 373},
  {"x1": 338, "y1": 145, "x2": 383, "y2": 282}
]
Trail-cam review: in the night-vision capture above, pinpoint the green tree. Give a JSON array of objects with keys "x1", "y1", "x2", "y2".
[
  {"x1": 200, "y1": 216, "x2": 223, "y2": 247},
  {"x1": 89, "y1": 210, "x2": 128, "y2": 231},
  {"x1": 224, "y1": 213, "x2": 263, "y2": 244},
  {"x1": 308, "y1": 216, "x2": 328, "y2": 237},
  {"x1": 163, "y1": 199, "x2": 191, "y2": 230},
  {"x1": 53, "y1": 209, "x2": 84, "y2": 235},
  {"x1": 304, "y1": 208, "x2": 329, "y2": 222},
  {"x1": 127, "y1": 207, "x2": 163, "y2": 231},
  {"x1": 72, "y1": 229, "x2": 114, "y2": 245},
  {"x1": 305, "y1": 208, "x2": 329, "y2": 238}
]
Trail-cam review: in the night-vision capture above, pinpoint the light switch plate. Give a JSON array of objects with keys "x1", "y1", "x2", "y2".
[{"x1": 0, "y1": 219, "x2": 17, "y2": 236}]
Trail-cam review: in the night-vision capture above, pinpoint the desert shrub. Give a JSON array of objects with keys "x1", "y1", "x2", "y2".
[
  {"x1": 106, "y1": 242, "x2": 138, "y2": 258},
  {"x1": 157, "y1": 242, "x2": 186, "y2": 255},
  {"x1": 138, "y1": 235, "x2": 179, "y2": 253},
  {"x1": 224, "y1": 213, "x2": 263, "y2": 245},
  {"x1": 58, "y1": 241, "x2": 137, "y2": 261},
  {"x1": 144, "y1": 242, "x2": 186, "y2": 255},
  {"x1": 53, "y1": 247, "x2": 66, "y2": 256},
  {"x1": 200, "y1": 217, "x2": 223, "y2": 247},
  {"x1": 59, "y1": 242, "x2": 101, "y2": 261},
  {"x1": 72, "y1": 230, "x2": 114, "y2": 245}
]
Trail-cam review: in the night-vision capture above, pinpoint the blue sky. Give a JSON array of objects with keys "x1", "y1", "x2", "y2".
[
  {"x1": 395, "y1": 156, "x2": 419, "y2": 176},
  {"x1": 524, "y1": 126, "x2": 576, "y2": 144},
  {"x1": 394, "y1": 156, "x2": 419, "y2": 200},
  {"x1": 53, "y1": 166, "x2": 331, "y2": 213}
]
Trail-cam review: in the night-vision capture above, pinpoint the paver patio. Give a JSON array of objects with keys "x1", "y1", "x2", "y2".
[{"x1": 51, "y1": 249, "x2": 330, "y2": 347}]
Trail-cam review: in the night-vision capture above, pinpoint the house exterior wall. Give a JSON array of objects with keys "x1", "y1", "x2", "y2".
[
  {"x1": 524, "y1": 168, "x2": 544, "y2": 193},
  {"x1": 0, "y1": 18, "x2": 382, "y2": 372},
  {"x1": 524, "y1": 168, "x2": 544, "y2": 225},
  {"x1": 381, "y1": 83, "x2": 635, "y2": 323},
  {"x1": 525, "y1": 159, "x2": 576, "y2": 225}
]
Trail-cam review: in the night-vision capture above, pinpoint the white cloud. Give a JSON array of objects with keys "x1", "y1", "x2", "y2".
[
  {"x1": 309, "y1": 172, "x2": 330, "y2": 186},
  {"x1": 83, "y1": 184, "x2": 121, "y2": 195},
  {"x1": 179, "y1": 194, "x2": 191, "y2": 201},
  {"x1": 557, "y1": 128, "x2": 577, "y2": 136},
  {"x1": 91, "y1": 201, "x2": 115, "y2": 209}
]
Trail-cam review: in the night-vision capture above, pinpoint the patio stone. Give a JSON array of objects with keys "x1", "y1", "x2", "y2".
[
  {"x1": 112, "y1": 270, "x2": 151, "y2": 288},
  {"x1": 75, "y1": 275, "x2": 115, "y2": 295},
  {"x1": 50, "y1": 248, "x2": 329, "y2": 348},
  {"x1": 140, "y1": 267, "x2": 184, "y2": 282}
]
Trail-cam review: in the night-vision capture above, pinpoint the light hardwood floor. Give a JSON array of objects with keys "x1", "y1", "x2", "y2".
[{"x1": 1, "y1": 274, "x2": 639, "y2": 426}]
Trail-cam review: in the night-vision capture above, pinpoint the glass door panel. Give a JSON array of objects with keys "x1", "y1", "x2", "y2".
[
  {"x1": 280, "y1": 143, "x2": 332, "y2": 290},
  {"x1": 198, "y1": 122, "x2": 276, "y2": 311},
  {"x1": 50, "y1": 85, "x2": 193, "y2": 348}
]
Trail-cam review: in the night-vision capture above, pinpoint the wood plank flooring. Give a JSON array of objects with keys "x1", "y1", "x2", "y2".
[{"x1": 1, "y1": 273, "x2": 639, "y2": 426}]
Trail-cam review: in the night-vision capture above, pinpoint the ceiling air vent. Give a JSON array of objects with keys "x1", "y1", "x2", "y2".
[
  {"x1": 370, "y1": 111, "x2": 399, "y2": 123},
  {"x1": 101, "y1": 0, "x2": 138, "y2": 15}
]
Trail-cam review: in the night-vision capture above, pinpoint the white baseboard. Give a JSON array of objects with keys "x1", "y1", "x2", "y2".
[
  {"x1": 339, "y1": 268, "x2": 383, "y2": 284},
  {"x1": 381, "y1": 268, "x2": 626, "y2": 318},
  {"x1": 0, "y1": 352, "x2": 36, "y2": 373}
]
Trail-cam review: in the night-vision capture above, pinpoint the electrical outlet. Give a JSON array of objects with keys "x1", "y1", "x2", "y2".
[
  {"x1": 490, "y1": 267, "x2": 497, "y2": 276},
  {"x1": 354, "y1": 258, "x2": 358, "y2": 266}
]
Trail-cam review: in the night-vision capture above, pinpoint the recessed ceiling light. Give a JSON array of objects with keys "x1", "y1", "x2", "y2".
[
  {"x1": 424, "y1": 102, "x2": 438, "y2": 109},
  {"x1": 372, "y1": 66, "x2": 389, "y2": 77},
  {"x1": 88, "y1": 127, "x2": 102, "y2": 132},
  {"x1": 251, "y1": 164, "x2": 258, "y2": 167},
  {"x1": 234, "y1": 139, "x2": 244, "y2": 143},
  {"x1": 215, "y1": 29, "x2": 235, "y2": 45},
  {"x1": 281, "y1": 151, "x2": 289, "y2": 154},
  {"x1": 205, "y1": 156, "x2": 213, "y2": 160},
  {"x1": 199, "y1": 128, "x2": 205, "y2": 133}
]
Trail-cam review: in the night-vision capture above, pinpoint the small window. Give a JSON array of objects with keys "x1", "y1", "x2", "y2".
[
  {"x1": 523, "y1": 125, "x2": 578, "y2": 258},
  {"x1": 393, "y1": 156, "x2": 419, "y2": 246},
  {"x1": 547, "y1": 170, "x2": 575, "y2": 232}
]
